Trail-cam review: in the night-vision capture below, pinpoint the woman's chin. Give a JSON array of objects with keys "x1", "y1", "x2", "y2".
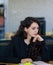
[
  {"x1": 32, "y1": 34, "x2": 37, "y2": 37},
  {"x1": 32, "y1": 36, "x2": 36, "y2": 38}
]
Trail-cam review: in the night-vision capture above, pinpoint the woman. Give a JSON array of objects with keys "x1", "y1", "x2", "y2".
[{"x1": 9, "y1": 17, "x2": 50, "y2": 63}]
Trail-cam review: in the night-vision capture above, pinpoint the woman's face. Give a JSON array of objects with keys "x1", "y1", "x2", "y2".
[{"x1": 24, "y1": 22, "x2": 39, "y2": 38}]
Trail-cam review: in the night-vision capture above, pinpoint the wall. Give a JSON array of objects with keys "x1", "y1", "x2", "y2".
[
  {"x1": 0, "y1": 0, "x2": 8, "y2": 32},
  {"x1": 5, "y1": 0, "x2": 53, "y2": 33}
]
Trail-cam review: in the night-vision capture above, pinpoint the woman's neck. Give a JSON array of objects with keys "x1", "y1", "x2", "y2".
[{"x1": 24, "y1": 35, "x2": 31, "y2": 45}]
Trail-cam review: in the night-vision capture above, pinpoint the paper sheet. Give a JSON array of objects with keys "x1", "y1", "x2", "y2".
[{"x1": 33, "y1": 61, "x2": 52, "y2": 65}]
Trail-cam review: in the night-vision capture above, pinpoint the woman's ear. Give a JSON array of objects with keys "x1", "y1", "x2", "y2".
[{"x1": 24, "y1": 27, "x2": 28, "y2": 32}]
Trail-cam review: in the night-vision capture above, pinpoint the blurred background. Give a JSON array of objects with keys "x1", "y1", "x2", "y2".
[{"x1": 0, "y1": 0, "x2": 53, "y2": 39}]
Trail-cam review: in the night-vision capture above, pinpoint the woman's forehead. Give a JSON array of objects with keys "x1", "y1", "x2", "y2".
[{"x1": 30, "y1": 22, "x2": 39, "y2": 27}]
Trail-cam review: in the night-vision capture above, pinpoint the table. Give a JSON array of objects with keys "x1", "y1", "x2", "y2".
[
  {"x1": 48, "y1": 61, "x2": 53, "y2": 64},
  {"x1": 0, "y1": 61, "x2": 53, "y2": 65}
]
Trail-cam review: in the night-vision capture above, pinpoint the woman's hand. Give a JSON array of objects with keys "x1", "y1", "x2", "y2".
[
  {"x1": 21, "y1": 58, "x2": 33, "y2": 63},
  {"x1": 33, "y1": 34, "x2": 44, "y2": 42}
]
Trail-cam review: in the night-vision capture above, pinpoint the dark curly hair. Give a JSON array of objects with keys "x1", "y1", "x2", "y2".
[
  {"x1": 28, "y1": 42, "x2": 42, "y2": 61},
  {"x1": 14, "y1": 17, "x2": 42, "y2": 61},
  {"x1": 15, "y1": 17, "x2": 41, "y2": 39}
]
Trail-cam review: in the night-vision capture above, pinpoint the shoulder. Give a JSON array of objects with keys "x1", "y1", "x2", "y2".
[
  {"x1": 11, "y1": 35, "x2": 23, "y2": 40},
  {"x1": 11, "y1": 35, "x2": 24, "y2": 44},
  {"x1": 11, "y1": 35, "x2": 19, "y2": 40}
]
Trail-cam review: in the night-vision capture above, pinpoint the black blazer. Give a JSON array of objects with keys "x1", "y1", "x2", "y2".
[{"x1": 0, "y1": 35, "x2": 50, "y2": 63}]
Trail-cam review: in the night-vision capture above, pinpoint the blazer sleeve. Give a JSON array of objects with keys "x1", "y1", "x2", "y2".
[
  {"x1": 40, "y1": 41, "x2": 50, "y2": 62},
  {"x1": 1, "y1": 36, "x2": 22, "y2": 63},
  {"x1": 8, "y1": 36, "x2": 22, "y2": 63}
]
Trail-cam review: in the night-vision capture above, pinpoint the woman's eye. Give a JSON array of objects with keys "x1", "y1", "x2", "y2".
[
  {"x1": 32, "y1": 27, "x2": 39, "y2": 30},
  {"x1": 32, "y1": 27, "x2": 35, "y2": 30}
]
